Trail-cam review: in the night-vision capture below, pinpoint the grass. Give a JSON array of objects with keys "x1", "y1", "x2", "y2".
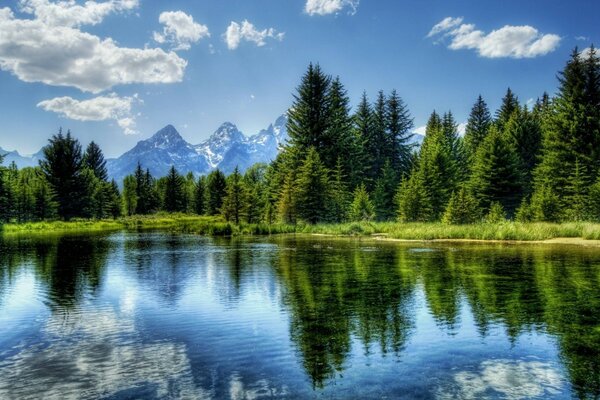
[{"x1": 3, "y1": 214, "x2": 600, "y2": 243}]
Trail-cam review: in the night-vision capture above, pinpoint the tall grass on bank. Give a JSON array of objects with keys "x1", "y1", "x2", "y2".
[{"x1": 3, "y1": 214, "x2": 600, "y2": 242}]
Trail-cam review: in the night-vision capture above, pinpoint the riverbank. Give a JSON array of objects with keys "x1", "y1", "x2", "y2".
[{"x1": 3, "y1": 214, "x2": 600, "y2": 244}]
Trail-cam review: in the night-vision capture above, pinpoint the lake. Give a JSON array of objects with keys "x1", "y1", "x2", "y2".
[{"x1": 0, "y1": 232, "x2": 599, "y2": 399}]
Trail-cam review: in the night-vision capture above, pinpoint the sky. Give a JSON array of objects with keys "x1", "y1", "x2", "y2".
[{"x1": 0, "y1": 0, "x2": 598, "y2": 158}]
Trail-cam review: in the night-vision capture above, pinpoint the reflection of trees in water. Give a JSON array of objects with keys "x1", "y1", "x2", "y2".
[
  {"x1": 274, "y1": 238, "x2": 417, "y2": 388},
  {"x1": 273, "y1": 240, "x2": 600, "y2": 397},
  {"x1": 0, "y1": 234, "x2": 112, "y2": 309}
]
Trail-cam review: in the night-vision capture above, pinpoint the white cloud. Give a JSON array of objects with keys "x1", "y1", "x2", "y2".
[
  {"x1": 153, "y1": 11, "x2": 210, "y2": 51},
  {"x1": 224, "y1": 20, "x2": 284, "y2": 50},
  {"x1": 37, "y1": 93, "x2": 140, "y2": 134},
  {"x1": 0, "y1": 7, "x2": 187, "y2": 93},
  {"x1": 18, "y1": 0, "x2": 138, "y2": 27},
  {"x1": 580, "y1": 47, "x2": 597, "y2": 59},
  {"x1": 575, "y1": 36, "x2": 589, "y2": 42},
  {"x1": 304, "y1": 0, "x2": 359, "y2": 16},
  {"x1": 414, "y1": 125, "x2": 426, "y2": 136},
  {"x1": 457, "y1": 122, "x2": 467, "y2": 136},
  {"x1": 428, "y1": 17, "x2": 561, "y2": 58},
  {"x1": 427, "y1": 17, "x2": 463, "y2": 38}
]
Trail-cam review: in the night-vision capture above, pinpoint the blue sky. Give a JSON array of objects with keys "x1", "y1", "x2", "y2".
[{"x1": 0, "y1": 0, "x2": 597, "y2": 157}]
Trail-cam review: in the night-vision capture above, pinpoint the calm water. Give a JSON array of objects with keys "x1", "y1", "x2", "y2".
[{"x1": 0, "y1": 232, "x2": 599, "y2": 399}]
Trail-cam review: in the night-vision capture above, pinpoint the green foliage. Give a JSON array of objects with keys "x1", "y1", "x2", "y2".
[
  {"x1": 485, "y1": 202, "x2": 507, "y2": 224},
  {"x1": 468, "y1": 126, "x2": 523, "y2": 216},
  {"x1": 373, "y1": 160, "x2": 398, "y2": 221},
  {"x1": 495, "y1": 87, "x2": 519, "y2": 131},
  {"x1": 39, "y1": 129, "x2": 85, "y2": 220},
  {"x1": 441, "y1": 188, "x2": 482, "y2": 225},
  {"x1": 221, "y1": 167, "x2": 246, "y2": 224},
  {"x1": 295, "y1": 148, "x2": 331, "y2": 224},
  {"x1": 163, "y1": 166, "x2": 186, "y2": 213},
  {"x1": 206, "y1": 169, "x2": 227, "y2": 215},
  {"x1": 396, "y1": 173, "x2": 433, "y2": 222},
  {"x1": 194, "y1": 175, "x2": 206, "y2": 215},
  {"x1": 122, "y1": 175, "x2": 137, "y2": 216},
  {"x1": 385, "y1": 89, "x2": 414, "y2": 176},
  {"x1": 328, "y1": 158, "x2": 350, "y2": 223},
  {"x1": 464, "y1": 95, "x2": 492, "y2": 163},
  {"x1": 529, "y1": 185, "x2": 562, "y2": 222},
  {"x1": 348, "y1": 183, "x2": 374, "y2": 222},
  {"x1": 83, "y1": 141, "x2": 108, "y2": 181}
]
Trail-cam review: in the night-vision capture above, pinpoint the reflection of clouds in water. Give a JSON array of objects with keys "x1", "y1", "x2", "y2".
[
  {"x1": 229, "y1": 374, "x2": 288, "y2": 400},
  {"x1": 438, "y1": 359, "x2": 564, "y2": 399},
  {"x1": 0, "y1": 303, "x2": 210, "y2": 400}
]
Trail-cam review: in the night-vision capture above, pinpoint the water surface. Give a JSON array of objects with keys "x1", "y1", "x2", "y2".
[{"x1": 0, "y1": 232, "x2": 599, "y2": 399}]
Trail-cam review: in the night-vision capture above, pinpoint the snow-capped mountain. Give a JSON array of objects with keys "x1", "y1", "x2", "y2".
[
  {"x1": 106, "y1": 114, "x2": 288, "y2": 183},
  {"x1": 0, "y1": 147, "x2": 44, "y2": 169}
]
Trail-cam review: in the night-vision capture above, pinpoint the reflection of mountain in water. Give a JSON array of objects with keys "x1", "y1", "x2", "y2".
[{"x1": 0, "y1": 235, "x2": 599, "y2": 398}]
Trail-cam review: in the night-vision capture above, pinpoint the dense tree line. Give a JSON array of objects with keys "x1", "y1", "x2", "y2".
[{"x1": 1, "y1": 48, "x2": 599, "y2": 225}]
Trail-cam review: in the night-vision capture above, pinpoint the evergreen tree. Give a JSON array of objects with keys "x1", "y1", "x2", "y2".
[
  {"x1": 371, "y1": 91, "x2": 388, "y2": 181},
  {"x1": 441, "y1": 188, "x2": 482, "y2": 225},
  {"x1": 221, "y1": 167, "x2": 246, "y2": 224},
  {"x1": 106, "y1": 180, "x2": 121, "y2": 218},
  {"x1": 485, "y1": 202, "x2": 507, "y2": 223},
  {"x1": 588, "y1": 174, "x2": 600, "y2": 221},
  {"x1": 532, "y1": 48, "x2": 600, "y2": 213},
  {"x1": 194, "y1": 176, "x2": 206, "y2": 215},
  {"x1": 396, "y1": 172, "x2": 433, "y2": 222},
  {"x1": 529, "y1": 185, "x2": 562, "y2": 222},
  {"x1": 122, "y1": 175, "x2": 137, "y2": 216},
  {"x1": 243, "y1": 164, "x2": 267, "y2": 224},
  {"x1": 0, "y1": 154, "x2": 13, "y2": 222},
  {"x1": 504, "y1": 106, "x2": 542, "y2": 194},
  {"x1": 348, "y1": 183, "x2": 375, "y2": 222},
  {"x1": 83, "y1": 141, "x2": 108, "y2": 181},
  {"x1": 373, "y1": 160, "x2": 398, "y2": 221},
  {"x1": 469, "y1": 126, "x2": 523, "y2": 216},
  {"x1": 329, "y1": 158, "x2": 350, "y2": 223},
  {"x1": 495, "y1": 88, "x2": 519, "y2": 130},
  {"x1": 464, "y1": 95, "x2": 492, "y2": 162},
  {"x1": 277, "y1": 171, "x2": 297, "y2": 224},
  {"x1": 33, "y1": 174, "x2": 57, "y2": 220},
  {"x1": 564, "y1": 159, "x2": 591, "y2": 221},
  {"x1": 385, "y1": 89, "x2": 414, "y2": 176},
  {"x1": 285, "y1": 63, "x2": 332, "y2": 166},
  {"x1": 39, "y1": 129, "x2": 85, "y2": 220},
  {"x1": 295, "y1": 148, "x2": 330, "y2": 224},
  {"x1": 353, "y1": 92, "x2": 375, "y2": 188},
  {"x1": 206, "y1": 169, "x2": 227, "y2": 215},
  {"x1": 163, "y1": 166, "x2": 185, "y2": 213}
]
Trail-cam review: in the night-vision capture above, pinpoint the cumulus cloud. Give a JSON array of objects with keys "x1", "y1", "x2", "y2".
[
  {"x1": 37, "y1": 93, "x2": 140, "y2": 134},
  {"x1": 153, "y1": 11, "x2": 210, "y2": 51},
  {"x1": 580, "y1": 47, "x2": 598, "y2": 59},
  {"x1": 305, "y1": 0, "x2": 359, "y2": 16},
  {"x1": 224, "y1": 20, "x2": 284, "y2": 50},
  {"x1": 18, "y1": 0, "x2": 138, "y2": 27},
  {"x1": 0, "y1": 7, "x2": 187, "y2": 93},
  {"x1": 428, "y1": 17, "x2": 561, "y2": 58}
]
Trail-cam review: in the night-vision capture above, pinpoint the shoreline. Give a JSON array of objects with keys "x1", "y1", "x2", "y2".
[{"x1": 3, "y1": 216, "x2": 600, "y2": 247}]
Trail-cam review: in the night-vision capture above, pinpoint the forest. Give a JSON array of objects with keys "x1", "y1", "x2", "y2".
[{"x1": 1, "y1": 47, "x2": 599, "y2": 227}]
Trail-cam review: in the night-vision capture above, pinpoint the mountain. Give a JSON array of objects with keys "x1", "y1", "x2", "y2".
[
  {"x1": 106, "y1": 114, "x2": 288, "y2": 183},
  {"x1": 0, "y1": 147, "x2": 44, "y2": 169}
]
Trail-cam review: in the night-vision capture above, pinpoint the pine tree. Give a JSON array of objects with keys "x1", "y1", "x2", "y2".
[
  {"x1": 106, "y1": 180, "x2": 121, "y2": 218},
  {"x1": 532, "y1": 48, "x2": 600, "y2": 213},
  {"x1": 295, "y1": 148, "x2": 330, "y2": 224},
  {"x1": 329, "y1": 158, "x2": 350, "y2": 223},
  {"x1": 277, "y1": 171, "x2": 297, "y2": 224},
  {"x1": 206, "y1": 169, "x2": 227, "y2": 215},
  {"x1": 0, "y1": 154, "x2": 13, "y2": 222},
  {"x1": 504, "y1": 106, "x2": 542, "y2": 195},
  {"x1": 485, "y1": 202, "x2": 507, "y2": 223},
  {"x1": 163, "y1": 165, "x2": 185, "y2": 213},
  {"x1": 122, "y1": 175, "x2": 137, "y2": 216},
  {"x1": 348, "y1": 183, "x2": 375, "y2": 222},
  {"x1": 194, "y1": 175, "x2": 206, "y2": 215},
  {"x1": 83, "y1": 141, "x2": 108, "y2": 181},
  {"x1": 495, "y1": 88, "x2": 519, "y2": 130},
  {"x1": 385, "y1": 89, "x2": 414, "y2": 176},
  {"x1": 33, "y1": 174, "x2": 57, "y2": 220},
  {"x1": 353, "y1": 92, "x2": 375, "y2": 188},
  {"x1": 285, "y1": 63, "x2": 332, "y2": 165},
  {"x1": 373, "y1": 160, "x2": 398, "y2": 221},
  {"x1": 464, "y1": 95, "x2": 492, "y2": 162},
  {"x1": 371, "y1": 90, "x2": 388, "y2": 182},
  {"x1": 39, "y1": 129, "x2": 85, "y2": 220},
  {"x1": 468, "y1": 126, "x2": 523, "y2": 216},
  {"x1": 564, "y1": 159, "x2": 591, "y2": 221},
  {"x1": 441, "y1": 188, "x2": 482, "y2": 225},
  {"x1": 529, "y1": 185, "x2": 561, "y2": 222},
  {"x1": 221, "y1": 167, "x2": 246, "y2": 224},
  {"x1": 243, "y1": 164, "x2": 267, "y2": 224},
  {"x1": 396, "y1": 172, "x2": 433, "y2": 222},
  {"x1": 323, "y1": 77, "x2": 355, "y2": 171}
]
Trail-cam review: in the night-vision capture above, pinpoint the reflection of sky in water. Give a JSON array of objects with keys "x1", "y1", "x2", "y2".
[{"x1": 0, "y1": 234, "x2": 596, "y2": 398}]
